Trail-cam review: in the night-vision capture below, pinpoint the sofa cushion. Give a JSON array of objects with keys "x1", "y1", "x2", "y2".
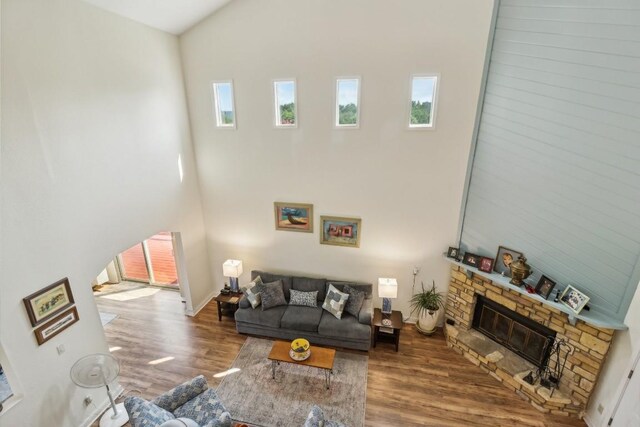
[
  {"x1": 235, "y1": 304, "x2": 288, "y2": 328},
  {"x1": 261, "y1": 280, "x2": 287, "y2": 310},
  {"x1": 280, "y1": 306, "x2": 323, "y2": 332},
  {"x1": 321, "y1": 284, "x2": 349, "y2": 319},
  {"x1": 241, "y1": 276, "x2": 265, "y2": 309},
  {"x1": 326, "y1": 281, "x2": 372, "y2": 300},
  {"x1": 318, "y1": 311, "x2": 372, "y2": 340},
  {"x1": 173, "y1": 388, "x2": 231, "y2": 427},
  {"x1": 252, "y1": 271, "x2": 293, "y2": 300},
  {"x1": 292, "y1": 277, "x2": 327, "y2": 302},
  {"x1": 289, "y1": 289, "x2": 318, "y2": 307},
  {"x1": 125, "y1": 396, "x2": 175, "y2": 427},
  {"x1": 343, "y1": 284, "x2": 365, "y2": 317}
]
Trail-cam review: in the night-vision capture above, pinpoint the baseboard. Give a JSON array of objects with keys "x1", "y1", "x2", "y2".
[
  {"x1": 582, "y1": 412, "x2": 598, "y2": 427},
  {"x1": 185, "y1": 289, "x2": 217, "y2": 317},
  {"x1": 79, "y1": 384, "x2": 124, "y2": 427}
]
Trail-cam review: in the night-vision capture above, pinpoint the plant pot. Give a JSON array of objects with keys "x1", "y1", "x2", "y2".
[{"x1": 416, "y1": 309, "x2": 439, "y2": 335}]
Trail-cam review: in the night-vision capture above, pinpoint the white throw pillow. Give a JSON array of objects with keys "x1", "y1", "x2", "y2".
[{"x1": 322, "y1": 284, "x2": 349, "y2": 319}]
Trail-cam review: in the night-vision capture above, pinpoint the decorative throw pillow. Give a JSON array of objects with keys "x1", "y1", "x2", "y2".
[
  {"x1": 261, "y1": 280, "x2": 287, "y2": 310},
  {"x1": 241, "y1": 276, "x2": 264, "y2": 309},
  {"x1": 322, "y1": 284, "x2": 349, "y2": 319},
  {"x1": 343, "y1": 284, "x2": 365, "y2": 317},
  {"x1": 159, "y1": 418, "x2": 199, "y2": 427},
  {"x1": 289, "y1": 289, "x2": 318, "y2": 307}
]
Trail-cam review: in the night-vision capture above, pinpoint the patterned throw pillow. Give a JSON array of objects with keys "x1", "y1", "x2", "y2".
[
  {"x1": 241, "y1": 276, "x2": 264, "y2": 309},
  {"x1": 261, "y1": 280, "x2": 287, "y2": 310},
  {"x1": 289, "y1": 289, "x2": 318, "y2": 307},
  {"x1": 322, "y1": 284, "x2": 350, "y2": 319},
  {"x1": 343, "y1": 284, "x2": 365, "y2": 317}
]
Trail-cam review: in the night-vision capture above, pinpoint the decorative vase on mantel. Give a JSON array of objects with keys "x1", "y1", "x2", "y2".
[{"x1": 509, "y1": 255, "x2": 532, "y2": 286}]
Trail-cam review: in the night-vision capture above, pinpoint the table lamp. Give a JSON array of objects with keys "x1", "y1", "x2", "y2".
[
  {"x1": 223, "y1": 259, "x2": 243, "y2": 293},
  {"x1": 378, "y1": 277, "x2": 398, "y2": 314}
]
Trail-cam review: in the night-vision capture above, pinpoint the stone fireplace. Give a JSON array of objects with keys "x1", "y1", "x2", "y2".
[{"x1": 445, "y1": 264, "x2": 616, "y2": 418}]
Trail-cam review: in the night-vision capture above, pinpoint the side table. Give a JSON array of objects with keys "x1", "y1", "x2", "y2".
[
  {"x1": 372, "y1": 308, "x2": 403, "y2": 352},
  {"x1": 214, "y1": 292, "x2": 242, "y2": 321}
]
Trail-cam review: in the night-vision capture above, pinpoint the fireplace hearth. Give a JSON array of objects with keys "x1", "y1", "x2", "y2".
[{"x1": 472, "y1": 295, "x2": 556, "y2": 368}]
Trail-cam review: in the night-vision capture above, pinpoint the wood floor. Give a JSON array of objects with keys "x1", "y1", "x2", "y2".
[{"x1": 94, "y1": 288, "x2": 586, "y2": 427}]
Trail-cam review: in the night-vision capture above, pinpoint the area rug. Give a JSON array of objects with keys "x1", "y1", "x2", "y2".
[
  {"x1": 216, "y1": 337, "x2": 367, "y2": 427},
  {"x1": 99, "y1": 311, "x2": 118, "y2": 326}
]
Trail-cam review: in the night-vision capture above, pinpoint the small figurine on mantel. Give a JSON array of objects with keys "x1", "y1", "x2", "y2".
[{"x1": 508, "y1": 255, "x2": 533, "y2": 286}]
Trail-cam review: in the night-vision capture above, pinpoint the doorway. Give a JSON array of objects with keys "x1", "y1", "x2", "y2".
[{"x1": 117, "y1": 232, "x2": 179, "y2": 289}]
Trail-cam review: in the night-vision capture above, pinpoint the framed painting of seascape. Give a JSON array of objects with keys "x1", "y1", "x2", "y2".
[{"x1": 274, "y1": 202, "x2": 313, "y2": 233}]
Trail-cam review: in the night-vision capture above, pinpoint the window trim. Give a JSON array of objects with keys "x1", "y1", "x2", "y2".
[
  {"x1": 408, "y1": 74, "x2": 439, "y2": 130},
  {"x1": 334, "y1": 76, "x2": 361, "y2": 129},
  {"x1": 0, "y1": 342, "x2": 23, "y2": 416},
  {"x1": 211, "y1": 80, "x2": 237, "y2": 129},
  {"x1": 273, "y1": 78, "x2": 298, "y2": 129}
]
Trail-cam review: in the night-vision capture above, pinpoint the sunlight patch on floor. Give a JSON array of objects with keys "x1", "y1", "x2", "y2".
[
  {"x1": 100, "y1": 287, "x2": 160, "y2": 301},
  {"x1": 213, "y1": 368, "x2": 241, "y2": 378},
  {"x1": 109, "y1": 346, "x2": 122, "y2": 352},
  {"x1": 148, "y1": 356, "x2": 174, "y2": 365}
]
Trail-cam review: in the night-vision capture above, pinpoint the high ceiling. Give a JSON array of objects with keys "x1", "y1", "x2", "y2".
[{"x1": 83, "y1": 0, "x2": 232, "y2": 35}]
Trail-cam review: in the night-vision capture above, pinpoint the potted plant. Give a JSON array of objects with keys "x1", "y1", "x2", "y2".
[{"x1": 410, "y1": 281, "x2": 445, "y2": 335}]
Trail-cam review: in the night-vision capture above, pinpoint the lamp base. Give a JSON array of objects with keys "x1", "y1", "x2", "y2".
[
  {"x1": 381, "y1": 298, "x2": 392, "y2": 314},
  {"x1": 229, "y1": 277, "x2": 240, "y2": 293},
  {"x1": 99, "y1": 403, "x2": 129, "y2": 427}
]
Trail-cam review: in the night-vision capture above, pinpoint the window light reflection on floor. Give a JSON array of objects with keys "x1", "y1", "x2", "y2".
[
  {"x1": 148, "y1": 356, "x2": 175, "y2": 365},
  {"x1": 109, "y1": 346, "x2": 122, "y2": 352},
  {"x1": 213, "y1": 368, "x2": 240, "y2": 378}
]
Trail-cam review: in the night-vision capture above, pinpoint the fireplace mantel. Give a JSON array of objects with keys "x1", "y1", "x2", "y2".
[{"x1": 443, "y1": 254, "x2": 627, "y2": 331}]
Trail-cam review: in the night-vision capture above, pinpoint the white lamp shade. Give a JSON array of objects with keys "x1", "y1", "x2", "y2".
[
  {"x1": 222, "y1": 259, "x2": 243, "y2": 278},
  {"x1": 378, "y1": 277, "x2": 398, "y2": 299}
]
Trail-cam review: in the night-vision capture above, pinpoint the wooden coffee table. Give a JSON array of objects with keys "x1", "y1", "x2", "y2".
[{"x1": 267, "y1": 340, "x2": 336, "y2": 389}]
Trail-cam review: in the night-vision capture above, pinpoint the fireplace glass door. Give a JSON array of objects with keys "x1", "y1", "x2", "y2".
[{"x1": 473, "y1": 296, "x2": 555, "y2": 367}]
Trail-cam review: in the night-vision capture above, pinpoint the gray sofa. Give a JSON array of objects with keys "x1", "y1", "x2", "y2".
[{"x1": 235, "y1": 270, "x2": 372, "y2": 351}]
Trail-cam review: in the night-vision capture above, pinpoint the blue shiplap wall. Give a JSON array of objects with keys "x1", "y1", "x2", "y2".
[{"x1": 460, "y1": 0, "x2": 640, "y2": 321}]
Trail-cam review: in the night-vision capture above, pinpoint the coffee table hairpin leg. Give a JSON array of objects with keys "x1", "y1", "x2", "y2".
[
  {"x1": 324, "y1": 369, "x2": 333, "y2": 389},
  {"x1": 271, "y1": 360, "x2": 280, "y2": 379}
]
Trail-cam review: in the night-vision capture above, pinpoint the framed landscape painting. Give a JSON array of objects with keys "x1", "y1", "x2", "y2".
[
  {"x1": 23, "y1": 277, "x2": 75, "y2": 327},
  {"x1": 274, "y1": 202, "x2": 313, "y2": 232},
  {"x1": 320, "y1": 216, "x2": 361, "y2": 248}
]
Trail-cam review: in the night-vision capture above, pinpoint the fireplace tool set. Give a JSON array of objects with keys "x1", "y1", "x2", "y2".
[{"x1": 523, "y1": 337, "x2": 574, "y2": 396}]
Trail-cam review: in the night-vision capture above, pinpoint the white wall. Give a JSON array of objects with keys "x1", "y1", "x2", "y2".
[
  {"x1": 586, "y1": 285, "x2": 640, "y2": 426},
  {"x1": 0, "y1": 1, "x2": 211, "y2": 426},
  {"x1": 180, "y1": 0, "x2": 495, "y2": 317}
]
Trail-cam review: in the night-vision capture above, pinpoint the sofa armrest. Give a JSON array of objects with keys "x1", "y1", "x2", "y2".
[
  {"x1": 152, "y1": 375, "x2": 209, "y2": 412},
  {"x1": 358, "y1": 298, "x2": 372, "y2": 325},
  {"x1": 124, "y1": 396, "x2": 175, "y2": 427},
  {"x1": 238, "y1": 295, "x2": 251, "y2": 309}
]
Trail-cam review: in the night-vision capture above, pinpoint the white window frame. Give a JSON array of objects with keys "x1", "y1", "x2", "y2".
[
  {"x1": 273, "y1": 79, "x2": 298, "y2": 128},
  {"x1": 334, "y1": 76, "x2": 361, "y2": 129},
  {"x1": 211, "y1": 80, "x2": 237, "y2": 129},
  {"x1": 0, "y1": 342, "x2": 23, "y2": 416},
  {"x1": 408, "y1": 74, "x2": 439, "y2": 130}
]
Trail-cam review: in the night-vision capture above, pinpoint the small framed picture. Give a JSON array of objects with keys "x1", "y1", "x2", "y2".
[
  {"x1": 478, "y1": 257, "x2": 494, "y2": 273},
  {"x1": 23, "y1": 277, "x2": 75, "y2": 327},
  {"x1": 447, "y1": 247, "x2": 459, "y2": 259},
  {"x1": 535, "y1": 275, "x2": 556, "y2": 300},
  {"x1": 493, "y1": 246, "x2": 524, "y2": 277},
  {"x1": 462, "y1": 253, "x2": 480, "y2": 268},
  {"x1": 559, "y1": 285, "x2": 590, "y2": 314},
  {"x1": 34, "y1": 306, "x2": 79, "y2": 345}
]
